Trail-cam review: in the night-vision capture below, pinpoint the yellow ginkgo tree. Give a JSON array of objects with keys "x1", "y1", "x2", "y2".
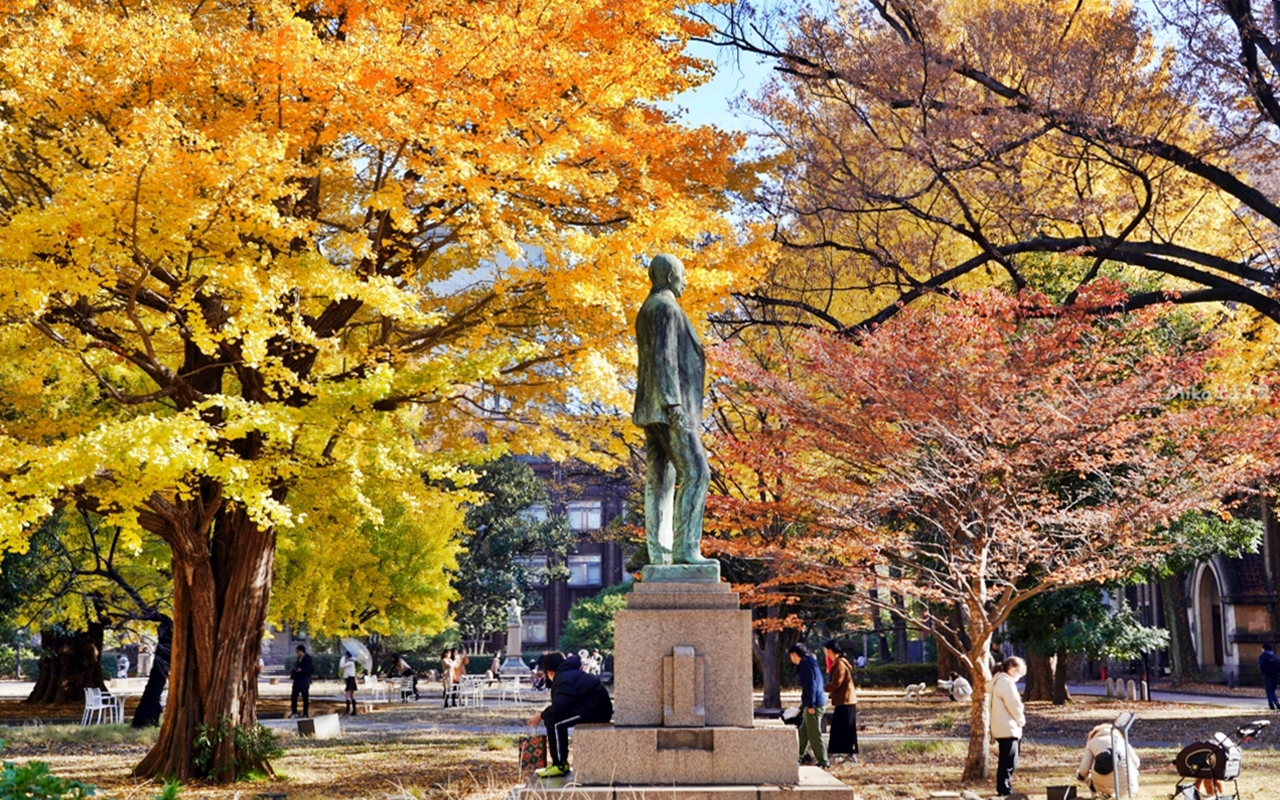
[{"x1": 0, "y1": 0, "x2": 750, "y2": 780}]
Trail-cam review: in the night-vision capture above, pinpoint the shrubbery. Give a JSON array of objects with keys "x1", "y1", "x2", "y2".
[
  {"x1": 192, "y1": 717, "x2": 282, "y2": 781},
  {"x1": 0, "y1": 760, "x2": 96, "y2": 800},
  {"x1": 282, "y1": 654, "x2": 340, "y2": 680},
  {"x1": 852, "y1": 663, "x2": 939, "y2": 688}
]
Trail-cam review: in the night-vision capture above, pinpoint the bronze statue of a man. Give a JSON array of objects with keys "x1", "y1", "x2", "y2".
[{"x1": 633, "y1": 254, "x2": 712, "y2": 566}]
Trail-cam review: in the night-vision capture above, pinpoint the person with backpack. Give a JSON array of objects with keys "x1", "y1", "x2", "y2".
[
  {"x1": 1077, "y1": 722, "x2": 1140, "y2": 796},
  {"x1": 1259, "y1": 643, "x2": 1280, "y2": 710},
  {"x1": 527, "y1": 650, "x2": 613, "y2": 778}
]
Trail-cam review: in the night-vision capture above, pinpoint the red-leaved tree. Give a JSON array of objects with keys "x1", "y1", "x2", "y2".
[{"x1": 712, "y1": 289, "x2": 1277, "y2": 782}]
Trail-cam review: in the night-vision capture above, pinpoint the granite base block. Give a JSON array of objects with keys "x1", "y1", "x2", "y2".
[
  {"x1": 625, "y1": 581, "x2": 740, "y2": 610},
  {"x1": 613, "y1": 608, "x2": 754, "y2": 728},
  {"x1": 508, "y1": 767, "x2": 854, "y2": 800},
  {"x1": 571, "y1": 725, "x2": 798, "y2": 786}
]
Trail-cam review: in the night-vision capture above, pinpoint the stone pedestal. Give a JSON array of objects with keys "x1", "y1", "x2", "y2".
[
  {"x1": 511, "y1": 576, "x2": 852, "y2": 800},
  {"x1": 611, "y1": 581, "x2": 754, "y2": 729},
  {"x1": 502, "y1": 614, "x2": 531, "y2": 677}
]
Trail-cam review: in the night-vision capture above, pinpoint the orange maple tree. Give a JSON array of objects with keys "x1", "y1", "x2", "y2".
[{"x1": 711, "y1": 289, "x2": 1278, "y2": 780}]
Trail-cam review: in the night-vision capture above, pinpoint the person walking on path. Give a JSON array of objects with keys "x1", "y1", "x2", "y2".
[
  {"x1": 1260, "y1": 644, "x2": 1280, "y2": 710},
  {"x1": 989, "y1": 656, "x2": 1027, "y2": 798},
  {"x1": 527, "y1": 650, "x2": 613, "y2": 778},
  {"x1": 290, "y1": 644, "x2": 314, "y2": 719},
  {"x1": 823, "y1": 639, "x2": 857, "y2": 763},
  {"x1": 340, "y1": 649, "x2": 359, "y2": 716},
  {"x1": 790, "y1": 643, "x2": 828, "y2": 768}
]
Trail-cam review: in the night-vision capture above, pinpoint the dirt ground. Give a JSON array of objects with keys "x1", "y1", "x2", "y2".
[{"x1": 3, "y1": 690, "x2": 1280, "y2": 800}]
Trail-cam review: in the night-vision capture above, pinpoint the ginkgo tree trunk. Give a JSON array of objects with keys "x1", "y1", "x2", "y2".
[
  {"x1": 0, "y1": 0, "x2": 751, "y2": 780},
  {"x1": 713, "y1": 290, "x2": 1278, "y2": 782}
]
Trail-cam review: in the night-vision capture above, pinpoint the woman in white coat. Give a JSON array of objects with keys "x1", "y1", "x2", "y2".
[
  {"x1": 1077, "y1": 722, "x2": 1139, "y2": 797},
  {"x1": 988, "y1": 656, "x2": 1027, "y2": 798}
]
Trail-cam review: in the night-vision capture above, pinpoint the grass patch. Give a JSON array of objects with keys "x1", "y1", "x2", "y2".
[
  {"x1": 933, "y1": 711, "x2": 956, "y2": 731},
  {"x1": 894, "y1": 739, "x2": 967, "y2": 757},
  {"x1": 484, "y1": 736, "x2": 514, "y2": 751},
  {"x1": 0, "y1": 723, "x2": 157, "y2": 747}
]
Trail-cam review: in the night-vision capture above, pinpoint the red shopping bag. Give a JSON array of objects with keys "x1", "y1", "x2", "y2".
[{"x1": 518, "y1": 733, "x2": 547, "y2": 773}]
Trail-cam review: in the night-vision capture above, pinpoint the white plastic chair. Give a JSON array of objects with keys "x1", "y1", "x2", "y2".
[
  {"x1": 82, "y1": 688, "x2": 121, "y2": 725},
  {"x1": 360, "y1": 674, "x2": 388, "y2": 703},
  {"x1": 101, "y1": 688, "x2": 125, "y2": 723},
  {"x1": 458, "y1": 674, "x2": 486, "y2": 707},
  {"x1": 497, "y1": 675, "x2": 523, "y2": 704}
]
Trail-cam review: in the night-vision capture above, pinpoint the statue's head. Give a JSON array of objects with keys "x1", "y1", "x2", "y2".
[{"x1": 648, "y1": 253, "x2": 687, "y2": 297}]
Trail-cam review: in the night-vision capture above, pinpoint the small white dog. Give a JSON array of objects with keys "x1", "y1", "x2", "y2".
[{"x1": 903, "y1": 682, "x2": 929, "y2": 702}]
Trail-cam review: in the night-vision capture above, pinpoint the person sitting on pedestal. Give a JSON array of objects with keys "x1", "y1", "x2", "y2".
[{"x1": 528, "y1": 650, "x2": 613, "y2": 778}]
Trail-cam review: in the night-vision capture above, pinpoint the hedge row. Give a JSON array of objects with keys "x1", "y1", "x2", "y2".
[{"x1": 852, "y1": 663, "x2": 939, "y2": 688}]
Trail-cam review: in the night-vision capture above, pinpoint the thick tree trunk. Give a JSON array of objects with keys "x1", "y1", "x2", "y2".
[
  {"x1": 962, "y1": 642, "x2": 993, "y2": 783},
  {"x1": 133, "y1": 503, "x2": 276, "y2": 781},
  {"x1": 891, "y1": 590, "x2": 909, "y2": 664},
  {"x1": 25, "y1": 625, "x2": 106, "y2": 705},
  {"x1": 1023, "y1": 652, "x2": 1053, "y2": 701},
  {"x1": 937, "y1": 636, "x2": 961, "y2": 680},
  {"x1": 870, "y1": 590, "x2": 890, "y2": 663},
  {"x1": 1052, "y1": 645, "x2": 1071, "y2": 705},
  {"x1": 133, "y1": 617, "x2": 173, "y2": 729},
  {"x1": 1160, "y1": 573, "x2": 1200, "y2": 685},
  {"x1": 753, "y1": 605, "x2": 783, "y2": 709}
]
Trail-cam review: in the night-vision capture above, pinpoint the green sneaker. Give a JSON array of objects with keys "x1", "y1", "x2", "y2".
[{"x1": 536, "y1": 764, "x2": 570, "y2": 779}]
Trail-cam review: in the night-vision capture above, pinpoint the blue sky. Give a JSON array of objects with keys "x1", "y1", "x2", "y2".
[{"x1": 666, "y1": 40, "x2": 774, "y2": 134}]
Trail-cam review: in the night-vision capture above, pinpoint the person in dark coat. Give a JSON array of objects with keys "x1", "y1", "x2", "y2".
[
  {"x1": 1260, "y1": 643, "x2": 1280, "y2": 709},
  {"x1": 823, "y1": 639, "x2": 857, "y2": 763},
  {"x1": 527, "y1": 650, "x2": 613, "y2": 778},
  {"x1": 790, "y1": 643, "x2": 828, "y2": 768},
  {"x1": 290, "y1": 645, "x2": 314, "y2": 718}
]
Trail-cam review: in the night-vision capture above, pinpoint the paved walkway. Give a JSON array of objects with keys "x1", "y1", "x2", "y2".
[{"x1": 1066, "y1": 682, "x2": 1273, "y2": 711}]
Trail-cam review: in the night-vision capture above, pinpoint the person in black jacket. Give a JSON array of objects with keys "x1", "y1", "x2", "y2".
[
  {"x1": 290, "y1": 645, "x2": 314, "y2": 718},
  {"x1": 1260, "y1": 643, "x2": 1280, "y2": 709},
  {"x1": 527, "y1": 650, "x2": 613, "y2": 778}
]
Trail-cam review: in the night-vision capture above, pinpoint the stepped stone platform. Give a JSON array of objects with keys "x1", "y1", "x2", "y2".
[
  {"x1": 508, "y1": 569, "x2": 854, "y2": 800},
  {"x1": 514, "y1": 766, "x2": 855, "y2": 800}
]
